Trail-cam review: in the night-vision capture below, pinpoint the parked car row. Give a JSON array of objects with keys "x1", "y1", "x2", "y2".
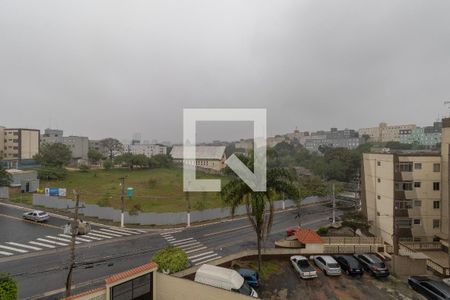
[
  {"x1": 408, "y1": 276, "x2": 450, "y2": 300},
  {"x1": 290, "y1": 253, "x2": 390, "y2": 279}
]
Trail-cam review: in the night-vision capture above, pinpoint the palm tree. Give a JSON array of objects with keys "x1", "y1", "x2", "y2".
[{"x1": 221, "y1": 165, "x2": 298, "y2": 272}]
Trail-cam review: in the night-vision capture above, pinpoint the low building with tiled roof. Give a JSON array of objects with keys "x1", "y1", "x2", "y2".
[{"x1": 170, "y1": 146, "x2": 227, "y2": 171}]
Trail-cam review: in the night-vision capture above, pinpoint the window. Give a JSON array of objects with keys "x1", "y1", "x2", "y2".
[
  {"x1": 433, "y1": 182, "x2": 440, "y2": 191},
  {"x1": 377, "y1": 161, "x2": 381, "y2": 166},
  {"x1": 395, "y1": 182, "x2": 413, "y2": 191},
  {"x1": 414, "y1": 182, "x2": 421, "y2": 188},
  {"x1": 377, "y1": 195, "x2": 381, "y2": 200},
  {"x1": 433, "y1": 219, "x2": 440, "y2": 229},
  {"x1": 414, "y1": 200, "x2": 421, "y2": 207},
  {"x1": 395, "y1": 200, "x2": 412, "y2": 209},
  {"x1": 377, "y1": 178, "x2": 381, "y2": 183},
  {"x1": 396, "y1": 162, "x2": 413, "y2": 172},
  {"x1": 396, "y1": 218, "x2": 412, "y2": 228},
  {"x1": 433, "y1": 163, "x2": 441, "y2": 172},
  {"x1": 434, "y1": 201, "x2": 440, "y2": 209},
  {"x1": 414, "y1": 163, "x2": 422, "y2": 170},
  {"x1": 413, "y1": 219, "x2": 421, "y2": 225}
]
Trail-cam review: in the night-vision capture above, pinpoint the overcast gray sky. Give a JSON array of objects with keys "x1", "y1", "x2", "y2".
[{"x1": 1, "y1": 0, "x2": 449, "y2": 143}]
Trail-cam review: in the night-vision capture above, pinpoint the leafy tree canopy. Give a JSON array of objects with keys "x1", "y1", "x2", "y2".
[
  {"x1": 0, "y1": 165, "x2": 12, "y2": 187},
  {"x1": 152, "y1": 246, "x2": 189, "y2": 274},
  {"x1": 34, "y1": 143, "x2": 72, "y2": 167},
  {"x1": 0, "y1": 273, "x2": 17, "y2": 300}
]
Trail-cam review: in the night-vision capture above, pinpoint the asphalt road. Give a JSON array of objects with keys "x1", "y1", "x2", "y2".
[{"x1": 0, "y1": 203, "x2": 338, "y2": 299}]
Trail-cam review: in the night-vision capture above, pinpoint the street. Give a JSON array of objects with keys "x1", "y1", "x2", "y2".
[{"x1": 0, "y1": 202, "x2": 338, "y2": 299}]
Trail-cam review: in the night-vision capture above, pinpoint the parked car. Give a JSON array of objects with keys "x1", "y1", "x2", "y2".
[
  {"x1": 310, "y1": 255, "x2": 341, "y2": 276},
  {"x1": 290, "y1": 255, "x2": 318, "y2": 279},
  {"x1": 23, "y1": 210, "x2": 49, "y2": 222},
  {"x1": 238, "y1": 268, "x2": 260, "y2": 288},
  {"x1": 408, "y1": 276, "x2": 450, "y2": 300},
  {"x1": 354, "y1": 253, "x2": 389, "y2": 277},
  {"x1": 194, "y1": 264, "x2": 258, "y2": 298},
  {"x1": 333, "y1": 255, "x2": 364, "y2": 276}
]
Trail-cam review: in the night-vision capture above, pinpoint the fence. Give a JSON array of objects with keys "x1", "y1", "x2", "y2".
[
  {"x1": 32, "y1": 194, "x2": 325, "y2": 226},
  {"x1": 323, "y1": 236, "x2": 383, "y2": 245},
  {"x1": 400, "y1": 242, "x2": 450, "y2": 276},
  {"x1": 323, "y1": 244, "x2": 384, "y2": 254}
]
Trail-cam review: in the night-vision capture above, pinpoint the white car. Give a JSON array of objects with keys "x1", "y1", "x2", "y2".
[
  {"x1": 23, "y1": 210, "x2": 49, "y2": 222},
  {"x1": 310, "y1": 255, "x2": 341, "y2": 276},
  {"x1": 290, "y1": 255, "x2": 318, "y2": 279}
]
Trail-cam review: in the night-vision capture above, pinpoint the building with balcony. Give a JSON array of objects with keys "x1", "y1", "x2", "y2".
[
  {"x1": 1, "y1": 128, "x2": 40, "y2": 161},
  {"x1": 359, "y1": 122, "x2": 416, "y2": 143}
]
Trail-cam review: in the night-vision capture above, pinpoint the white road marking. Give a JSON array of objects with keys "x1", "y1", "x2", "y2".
[
  {"x1": 99, "y1": 228, "x2": 131, "y2": 236},
  {"x1": 177, "y1": 242, "x2": 202, "y2": 249},
  {"x1": 188, "y1": 251, "x2": 214, "y2": 259},
  {"x1": 164, "y1": 237, "x2": 175, "y2": 241},
  {"x1": 0, "y1": 245, "x2": 28, "y2": 253},
  {"x1": 46, "y1": 236, "x2": 80, "y2": 244},
  {"x1": 184, "y1": 246, "x2": 207, "y2": 254},
  {"x1": 182, "y1": 244, "x2": 206, "y2": 251},
  {"x1": 91, "y1": 230, "x2": 122, "y2": 237},
  {"x1": 106, "y1": 228, "x2": 139, "y2": 235},
  {"x1": 0, "y1": 251, "x2": 13, "y2": 256},
  {"x1": 161, "y1": 230, "x2": 182, "y2": 235},
  {"x1": 86, "y1": 232, "x2": 112, "y2": 239},
  {"x1": 29, "y1": 241, "x2": 56, "y2": 249},
  {"x1": 171, "y1": 237, "x2": 193, "y2": 243},
  {"x1": 82, "y1": 235, "x2": 103, "y2": 241},
  {"x1": 6, "y1": 242, "x2": 42, "y2": 251},
  {"x1": 194, "y1": 256, "x2": 222, "y2": 265},
  {"x1": 171, "y1": 239, "x2": 197, "y2": 246},
  {"x1": 191, "y1": 253, "x2": 219, "y2": 263},
  {"x1": 37, "y1": 238, "x2": 68, "y2": 246},
  {"x1": 59, "y1": 234, "x2": 92, "y2": 242}
]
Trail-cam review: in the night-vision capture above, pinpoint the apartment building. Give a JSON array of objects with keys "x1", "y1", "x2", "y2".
[
  {"x1": 359, "y1": 122, "x2": 416, "y2": 143},
  {"x1": 41, "y1": 128, "x2": 64, "y2": 144},
  {"x1": 1, "y1": 128, "x2": 40, "y2": 161},
  {"x1": 63, "y1": 136, "x2": 89, "y2": 160},
  {"x1": 361, "y1": 151, "x2": 442, "y2": 245},
  {"x1": 303, "y1": 128, "x2": 361, "y2": 152},
  {"x1": 0, "y1": 126, "x2": 4, "y2": 159},
  {"x1": 362, "y1": 118, "x2": 450, "y2": 249},
  {"x1": 124, "y1": 144, "x2": 168, "y2": 158}
]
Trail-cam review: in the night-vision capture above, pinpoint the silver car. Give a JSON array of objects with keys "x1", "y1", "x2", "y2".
[
  {"x1": 310, "y1": 255, "x2": 342, "y2": 276},
  {"x1": 23, "y1": 210, "x2": 49, "y2": 222}
]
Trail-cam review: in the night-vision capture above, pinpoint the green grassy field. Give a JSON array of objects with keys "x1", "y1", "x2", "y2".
[{"x1": 38, "y1": 168, "x2": 231, "y2": 213}]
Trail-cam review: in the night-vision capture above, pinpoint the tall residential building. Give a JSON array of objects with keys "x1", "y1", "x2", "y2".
[
  {"x1": 303, "y1": 128, "x2": 361, "y2": 152},
  {"x1": 63, "y1": 136, "x2": 89, "y2": 160},
  {"x1": 0, "y1": 126, "x2": 5, "y2": 159},
  {"x1": 41, "y1": 128, "x2": 64, "y2": 144},
  {"x1": 125, "y1": 144, "x2": 167, "y2": 158},
  {"x1": 359, "y1": 122, "x2": 416, "y2": 143},
  {"x1": 2, "y1": 128, "x2": 40, "y2": 160},
  {"x1": 361, "y1": 151, "x2": 442, "y2": 245},
  {"x1": 361, "y1": 118, "x2": 450, "y2": 269}
]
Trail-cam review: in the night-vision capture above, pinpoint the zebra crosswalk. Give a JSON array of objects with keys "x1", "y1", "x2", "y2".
[
  {"x1": 0, "y1": 227, "x2": 147, "y2": 257},
  {"x1": 161, "y1": 230, "x2": 222, "y2": 266}
]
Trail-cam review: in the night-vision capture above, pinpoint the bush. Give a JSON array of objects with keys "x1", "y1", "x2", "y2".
[
  {"x1": 79, "y1": 164, "x2": 90, "y2": 172},
  {"x1": 129, "y1": 204, "x2": 142, "y2": 216},
  {"x1": 152, "y1": 246, "x2": 189, "y2": 274},
  {"x1": 0, "y1": 273, "x2": 17, "y2": 300},
  {"x1": 37, "y1": 166, "x2": 68, "y2": 180},
  {"x1": 103, "y1": 160, "x2": 113, "y2": 170},
  {"x1": 316, "y1": 227, "x2": 329, "y2": 235}
]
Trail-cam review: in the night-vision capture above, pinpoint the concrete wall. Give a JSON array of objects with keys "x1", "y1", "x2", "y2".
[
  {"x1": 156, "y1": 273, "x2": 253, "y2": 300},
  {"x1": 33, "y1": 194, "x2": 322, "y2": 225},
  {"x1": 391, "y1": 254, "x2": 427, "y2": 276},
  {"x1": 0, "y1": 187, "x2": 9, "y2": 199}
]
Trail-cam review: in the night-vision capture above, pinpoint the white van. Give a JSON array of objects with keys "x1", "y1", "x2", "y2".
[{"x1": 194, "y1": 264, "x2": 258, "y2": 298}]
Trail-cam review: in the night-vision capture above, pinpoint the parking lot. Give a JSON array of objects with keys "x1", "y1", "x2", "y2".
[{"x1": 256, "y1": 260, "x2": 426, "y2": 300}]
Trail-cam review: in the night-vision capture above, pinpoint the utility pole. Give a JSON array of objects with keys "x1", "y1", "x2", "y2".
[
  {"x1": 119, "y1": 177, "x2": 126, "y2": 228},
  {"x1": 65, "y1": 190, "x2": 81, "y2": 297},
  {"x1": 332, "y1": 183, "x2": 336, "y2": 225}
]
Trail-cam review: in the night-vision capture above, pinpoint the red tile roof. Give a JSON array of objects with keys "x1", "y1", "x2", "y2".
[
  {"x1": 63, "y1": 287, "x2": 105, "y2": 300},
  {"x1": 105, "y1": 262, "x2": 158, "y2": 285},
  {"x1": 294, "y1": 228, "x2": 324, "y2": 244}
]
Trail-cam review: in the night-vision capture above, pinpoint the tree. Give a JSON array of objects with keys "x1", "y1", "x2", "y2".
[
  {"x1": 100, "y1": 138, "x2": 123, "y2": 160},
  {"x1": 0, "y1": 165, "x2": 12, "y2": 187},
  {"x1": 34, "y1": 143, "x2": 72, "y2": 167},
  {"x1": 88, "y1": 149, "x2": 103, "y2": 164},
  {"x1": 295, "y1": 176, "x2": 328, "y2": 226},
  {"x1": 148, "y1": 154, "x2": 172, "y2": 168},
  {"x1": 341, "y1": 212, "x2": 370, "y2": 236},
  {"x1": 221, "y1": 161, "x2": 299, "y2": 272},
  {"x1": 0, "y1": 273, "x2": 17, "y2": 300},
  {"x1": 37, "y1": 166, "x2": 68, "y2": 180},
  {"x1": 103, "y1": 159, "x2": 113, "y2": 170},
  {"x1": 152, "y1": 246, "x2": 189, "y2": 274}
]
